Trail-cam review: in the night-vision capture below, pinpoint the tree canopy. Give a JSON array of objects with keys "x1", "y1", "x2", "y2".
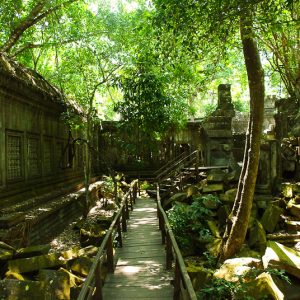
[
  {"x1": 1, "y1": 0, "x2": 297, "y2": 123},
  {"x1": 0, "y1": 0, "x2": 299, "y2": 260}
]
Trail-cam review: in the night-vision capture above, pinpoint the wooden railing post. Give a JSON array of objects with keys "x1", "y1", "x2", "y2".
[
  {"x1": 117, "y1": 218, "x2": 123, "y2": 247},
  {"x1": 195, "y1": 149, "x2": 199, "y2": 181},
  {"x1": 129, "y1": 191, "x2": 133, "y2": 210},
  {"x1": 161, "y1": 219, "x2": 166, "y2": 245},
  {"x1": 107, "y1": 233, "x2": 114, "y2": 273},
  {"x1": 133, "y1": 185, "x2": 137, "y2": 203},
  {"x1": 166, "y1": 230, "x2": 173, "y2": 269},
  {"x1": 122, "y1": 207, "x2": 127, "y2": 232},
  {"x1": 125, "y1": 197, "x2": 130, "y2": 219},
  {"x1": 93, "y1": 261, "x2": 103, "y2": 300},
  {"x1": 173, "y1": 259, "x2": 181, "y2": 300}
]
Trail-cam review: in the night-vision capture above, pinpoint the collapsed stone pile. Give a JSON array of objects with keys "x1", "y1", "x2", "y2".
[
  {"x1": 162, "y1": 168, "x2": 300, "y2": 299},
  {"x1": 0, "y1": 200, "x2": 117, "y2": 299}
]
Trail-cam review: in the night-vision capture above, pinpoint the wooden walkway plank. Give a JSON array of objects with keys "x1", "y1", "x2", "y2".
[{"x1": 102, "y1": 197, "x2": 173, "y2": 299}]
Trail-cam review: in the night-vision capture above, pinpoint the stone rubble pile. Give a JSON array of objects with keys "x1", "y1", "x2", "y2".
[
  {"x1": 0, "y1": 202, "x2": 116, "y2": 299},
  {"x1": 162, "y1": 168, "x2": 300, "y2": 299}
]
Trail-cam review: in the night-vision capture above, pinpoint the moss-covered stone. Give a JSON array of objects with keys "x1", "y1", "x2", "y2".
[
  {"x1": 285, "y1": 220, "x2": 300, "y2": 232},
  {"x1": 0, "y1": 248, "x2": 14, "y2": 261},
  {"x1": 78, "y1": 245, "x2": 98, "y2": 257},
  {"x1": 70, "y1": 256, "x2": 93, "y2": 277},
  {"x1": 249, "y1": 220, "x2": 267, "y2": 253},
  {"x1": 0, "y1": 213, "x2": 25, "y2": 229},
  {"x1": 202, "y1": 184, "x2": 223, "y2": 193},
  {"x1": 262, "y1": 241, "x2": 300, "y2": 280},
  {"x1": 221, "y1": 188, "x2": 237, "y2": 202},
  {"x1": 282, "y1": 183, "x2": 294, "y2": 198},
  {"x1": 287, "y1": 200, "x2": 300, "y2": 218},
  {"x1": 59, "y1": 268, "x2": 84, "y2": 287},
  {"x1": 207, "y1": 170, "x2": 226, "y2": 183},
  {"x1": 186, "y1": 186, "x2": 199, "y2": 197},
  {"x1": 7, "y1": 252, "x2": 66, "y2": 273},
  {"x1": 214, "y1": 257, "x2": 262, "y2": 282},
  {"x1": 15, "y1": 244, "x2": 51, "y2": 259},
  {"x1": 39, "y1": 269, "x2": 70, "y2": 299},
  {"x1": 260, "y1": 205, "x2": 283, "y2": 233},
  {"x1": 0, "y1": 279, "x2": 44, "y2": 299},
  {"x1": 60, "y1": 247, "x2": 79, "y2": 260},
  {"x1": 80, "y1": 228, "x2": 106, "y2": 247},
  {"x1": 162, "y1": 192, "x2": 187, "y2": 208},
  {"x1": 207, "y1": 220, "x2": 220, "y2": 238},
  {"x1": 5, "y1": 271, "x2": 25, "y2": 280},
  {"x1": 245, "y1": 272, "x2": 284, "y2": 300},
  {"x1": 186, "y1": 264, "x2": 213, "y2": 291}
]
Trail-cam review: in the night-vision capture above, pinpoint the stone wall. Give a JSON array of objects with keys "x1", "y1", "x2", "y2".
[{"x1": 0, "y1": 54, "x2": 85, "y2": 205}]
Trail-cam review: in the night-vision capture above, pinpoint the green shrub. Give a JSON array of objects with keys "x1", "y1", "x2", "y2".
[
  {"x1": 167, "y1": 194, "x2": 220, "y2": 251},
  {"x1": 140, "y1": 181, "x2": 153, "y2": 190},
  {"x1": 197, "y1": 268, "x2": 290, "y2": 300}
]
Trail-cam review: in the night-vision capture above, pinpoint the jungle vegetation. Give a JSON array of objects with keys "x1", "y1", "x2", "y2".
[{"x1": 0, "y1": 0, "x2": 299, "y2": 259}]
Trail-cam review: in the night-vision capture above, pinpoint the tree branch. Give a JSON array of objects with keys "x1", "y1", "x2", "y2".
[{"x1": 0, "y1": 0, "x2": 79, "y2": 53}]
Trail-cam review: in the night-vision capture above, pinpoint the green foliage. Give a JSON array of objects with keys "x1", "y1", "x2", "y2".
[
  {"x1": 197, "y1": 267, "x2": 291, "y2": 300},
  {"x1": 101, "y1": 176, "x2": 115, "y2": 198},
  {"x1": 197, "y1": 277, "x2": 246, "y2": 300},
  {"x1": 202, "y1": 251, "x2": 218, "y2": 269},
  {"x1": 167, "y1": 194, "x2": 220, "y2": 251},
  {"x1": 203, "y1": 103, "x2": 217, "y2": 117},
  {"x1": 233, "y1": 99, "x2": 249, "y2": 112},
  {"x1": 140, "y1": 181, "x2": 153, "y2": 190},
  {"x1": 166, "y1": 203, "x2": 192, "y2": 249}
]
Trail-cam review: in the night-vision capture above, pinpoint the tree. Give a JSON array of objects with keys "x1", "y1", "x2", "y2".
[
  {"x1": 258, "y1": 0, "x2": 300, "y2": 100},
  {"x1": 52, "y1": 39, "x2": 122, "y2": 216},
  {"x1": 111, "y1": 4, "x2": 196, "y2": 164},
  {"x1": 222, "y1": 9, "x2": 264, "y2": 259},
  {"x1": 153, "y1": 0, "x2": 267, "y2": 259},
  {"x1": 0, "y1": 0, "x2": 80, "y2": 54},
  {"x1": 115, "y1": 59, "x2": 175, "y2": 162}
]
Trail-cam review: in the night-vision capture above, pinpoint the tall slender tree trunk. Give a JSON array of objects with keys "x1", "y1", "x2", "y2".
[
  {"x1": 83, "y1": 121, "x2": 91, "y2": 218},
  {"x1": 83, "y1": 98, "x2": 93, "y2": 218},
  {"x1": 221, "y1": 11, "x2": 265, "y2": 260}
]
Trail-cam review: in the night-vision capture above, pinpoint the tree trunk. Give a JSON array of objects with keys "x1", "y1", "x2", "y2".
[
  {"x1": 221, "y1": 11, "x2": 265, "y2": 260},
  {"x1": 83, "y1": 122, "x2": 91, "y2": 218},
  {"x1": 83, "y1": 97, "x2": 94, "y2": 218}
]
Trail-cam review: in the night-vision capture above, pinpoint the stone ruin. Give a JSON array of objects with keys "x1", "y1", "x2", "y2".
[
  {"x1": 98, "y1": 83, "x2": 298, "y2": 194},
  {"x1": 202, "y1": 84, "x2": 235, "y2": 167},
  {"x1": 0, "y1": 53, "x2": 103, "y2": 247}
]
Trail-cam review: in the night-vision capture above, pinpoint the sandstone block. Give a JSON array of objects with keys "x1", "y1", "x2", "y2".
[
  {"x1": 70, "y1": 256, "x2": 93, "y2": 277},
  {"x1": 39, "y1": 269, "x2": 70, "y2": 299},
  {"x1": 214, "y1": 257, "x2": 262, "y2": 282},
  {"x1": 15, "y1": 244, "x2": 51, "y2": 259},
  {"x1": 262, "y1": 241, "x2": 300, "y2": 279},
  {"x1": 249, "y1": 220, "x2": 267, "y2": 253},
  {"x1": 202, "y1": 184, "x2": 223, "y2": 193},
  {"x1": 8, "y1": 252, "x2": 66, "y2": 273},
  {"x1": 0, "y1": 279, "x2": 44, "y2": 299},
  {"x1": 260, "y1": 205, "x2": 283, "y2": 233}
]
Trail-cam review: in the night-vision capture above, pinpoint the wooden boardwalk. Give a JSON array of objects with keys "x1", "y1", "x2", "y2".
[{"x1": 103, "y1": 197, "x2": 174, "y2": 299}]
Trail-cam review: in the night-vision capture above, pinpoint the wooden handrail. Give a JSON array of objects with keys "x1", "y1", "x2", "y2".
[
  {"x1": 77, "y1": 179, "x2": 138, "y2": 300},
  {"x1": 154, "y1": 152, "x2": 187, "y2": 176},
  {"x1": 156, "y1": 184, "x2": 197, "y2": 300},
  {"x1": 156, "y1": 150, "x2": 198, "y2": 183}
]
